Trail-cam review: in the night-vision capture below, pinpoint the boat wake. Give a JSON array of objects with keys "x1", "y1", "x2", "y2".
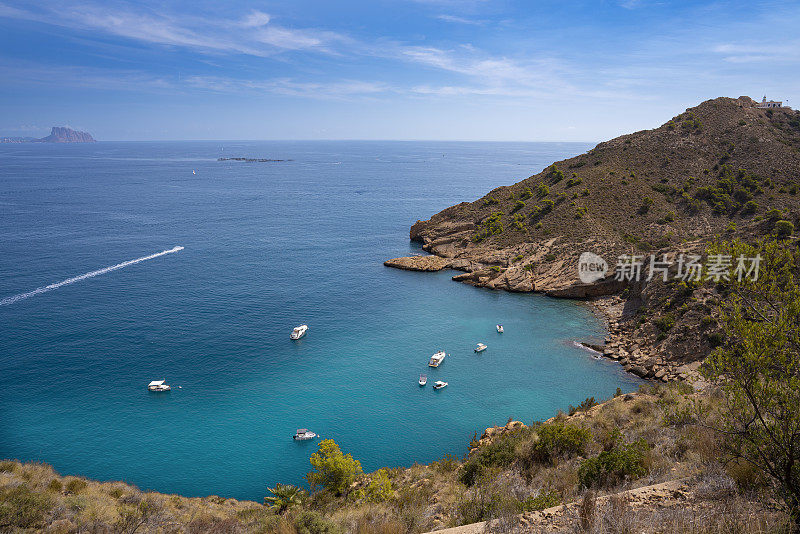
[{"x1": 0, "y1": 246, "x2": 185, "y2": 307}]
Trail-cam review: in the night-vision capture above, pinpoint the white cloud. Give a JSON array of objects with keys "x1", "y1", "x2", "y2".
[
  {"x1": 435, "y1": 14, "x2": 484, "y2": 25},
  {"x1": 241, "y1": 11, "x2": 271, "y2": 28}
]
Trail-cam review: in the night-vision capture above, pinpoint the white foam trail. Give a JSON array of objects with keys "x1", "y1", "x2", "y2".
[{"x1": 0, "y1": 246, "x2": 184, "y2": 307}]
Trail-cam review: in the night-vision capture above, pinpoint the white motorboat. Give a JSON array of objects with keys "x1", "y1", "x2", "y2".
[
  {"x1": 428, "y1": 351, "x2": 446, "y2": 367},
  {"x1": 419, "y1": 374, "x2": 427, "y2": 386},
  {"x1": 147, "y1": 379, "x2": 171, "y2": 392},
  {"x1": 290, "y1": 324, "x2": 308, "y2": 340},
  {"x1": 496, "y1": 324, "x2": 504, "y2": 333},
  {"x1": 474, "y1": 343, "x2": 487, "y2": 353},
  {"x1": 433, "y1": 381, "x2": 448, "y2": 390},
  {"x1": 293, "y1": 428, "x2": 317, "y2": 441}
]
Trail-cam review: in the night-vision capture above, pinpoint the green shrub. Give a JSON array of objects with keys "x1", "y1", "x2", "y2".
[
  {"x1": 307, "y1": 439, "x2": 363, "y2": 496},
  {"x1": 364, "y1": 468, "x2": 393, "y2": 503},
  {"x1": 521, "y1": 490, "x2": 561, "y2": 511},
  {"x1": 459, "y1": 438, "x2": 517, "y2": 487},
  {"x1": 654, "y1": 313, "x2": 676, "y2": 332},
  {"x1": 544, "y1": 253, "x2": 556, "y2": 261},
  {"x1": 65, "y1": 478, "x2": 87, "y2": 494},
  {"x1": 566, "y1": 176, "x2": 583, "y2": 187},
  {"x1": 546, "y1": 165, "x2": 565, "y2": 183},
  {"x1": 294, "y1": 510, "x2": 343, "y2": 534},
  {"x1": 0, "y1": 484, "x2": 54, "y2": 529},
  {"x1": 527, "y1": 422, "x2": 590, "y2": 465},
  {"x1": 490, "y1": 266, "x2": 502, "y2": 273},
  {"x1": 578, "y1": 432, "x2": 650, "y2": 488},
  {"x1": 541, "y1": 199, "x2": 555, "y2": 212},
  {"x1": 766, "y1": 208, "x2": 783, "y2": 221},
  {"x1": 47, "y1": 479, "x2": 63, "y2": 493},
  {"x1": 483, "y1": 196, "x2": 500, "y2": 206},
  {"x1": 536, "y1": 182, "x2": 549, "y2": 198},
  {"x1": 513, "y1": 255, "x2": 523, "y2": 262},
  {"x1": 0, "y1": 461, "x2": 15, "y2": 473},
  {"x1": 639, "y1": 197, "x2": 654, "y2": 214},
  {"x1": 663, "y1": 211, "x2": 675, "y2": 222},
  {"x1": 512, "y1": 200, "x2": 525, "y2": 213},
  {"x1": 520, "y1": 188, "x2": 533, "y2": 200},
  {"x1": 774, "y1": 220, "x2": 794, "y2": 238}
]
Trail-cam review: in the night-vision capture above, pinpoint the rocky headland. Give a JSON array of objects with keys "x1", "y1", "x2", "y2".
[{"x1": 386, "y1": 96, "x2": 800, "y2": 383}]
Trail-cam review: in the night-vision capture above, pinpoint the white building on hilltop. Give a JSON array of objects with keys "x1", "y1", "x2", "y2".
[{"x1": 756, "y1": 96, "x2": 783, "y2": 108}]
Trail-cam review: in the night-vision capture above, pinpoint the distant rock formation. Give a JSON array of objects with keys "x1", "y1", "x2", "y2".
[{"x1": 0, "y1": 126, "x2": 96, "y2": 143}]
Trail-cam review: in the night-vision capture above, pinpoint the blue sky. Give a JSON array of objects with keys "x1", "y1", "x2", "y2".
[{"x1": 0, "y1": 0, "x2": 797, "y2": 141}]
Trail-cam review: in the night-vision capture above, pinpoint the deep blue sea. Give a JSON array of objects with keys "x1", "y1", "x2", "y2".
[{"x1": 0, "y1": 141, "x2": 641, "y2": 500}]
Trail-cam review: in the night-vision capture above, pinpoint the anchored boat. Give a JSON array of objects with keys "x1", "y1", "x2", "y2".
[
  {"x1": 428, "y1": 351, "x2": 446, "y2": 367},
  {"x1": 419, "y1": 374, "x2": 427, "y2": 386},
  {"x1": 147, "y1": 379, "x2": 171, "y2": 392},
  {"x1": 290, "y1": 324, "x2": 308, "y2": 340},
  {"x1": 496, "y1": 324, "x2": 504, "y2": 333},
  {"x1": 293, "y1": 428, "x2": 317, "y2": 441},
  {"x1": 474, "y1": 343, "x2": 487, "y2": 353},
  {"x1": 433, "y1": 381, "x2": 448, "y2": 390}
]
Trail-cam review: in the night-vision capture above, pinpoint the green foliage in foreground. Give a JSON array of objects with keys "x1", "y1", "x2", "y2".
[
  {"x1": 0, "y1": 484, "x2": 54, "y2": 529},
  {"x1": 527, "y1": 421, "x2": 591, "y2": 465},
  {"x1": 703, "y1": 238, "x2": 800, "y2": 525},
  {"x1": 459, "y1": 438, "x2": 518, "y2": 487},
  {"x1": 307, "y1": 440, "x2": 363, "y2": 496},
  {"x1": 265, "y1": 484, "x2": 308, "y2": 514},
  {"x1": 578, "y1": 430, "x2": 650, "y2": 488}
]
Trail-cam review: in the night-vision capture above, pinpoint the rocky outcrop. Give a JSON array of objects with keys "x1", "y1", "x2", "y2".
[
  {"x1": 384, "y1": 255, "x2": 450, "y2": 271},
  {"x1": 468, "y1": 420, "x2": 527, "y2": 454},
  {"x1": 40, "y1": 127, "x2": 95, "y2": 143}
]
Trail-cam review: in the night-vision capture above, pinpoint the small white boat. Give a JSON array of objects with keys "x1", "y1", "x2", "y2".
[
  {"x1": 419, "y1": 374, "x2": 427, "y2": 386},
  {"x1": 496, "y1": 324, "x2": 504, "y2": 333},
  {"x1": 428, "y1": 351, "x2": 446, "y2": 367},
  {"x1": 293, "y1": 428, "x2": 317, "y2": 441},
  {"x1": 290, "y1": 324, "x2": 308, "y2": 340},
  {"x1": 433, "y1": 381, "x2": 448, "y2": 390},
  {"x1": 474, "y1": 343, "x2": 487, "y2": 353},
  {"x1": 147, "y1": 379, "x2": 171, "y2": 392}
]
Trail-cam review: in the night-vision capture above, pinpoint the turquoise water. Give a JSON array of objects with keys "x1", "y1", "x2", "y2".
[{"x1": 0, "y1": 141, "x2": 641, "y2": 500}]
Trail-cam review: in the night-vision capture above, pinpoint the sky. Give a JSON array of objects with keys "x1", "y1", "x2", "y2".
[{"x1": 0, "y1": 0, "x2": 798, "y2": 141}]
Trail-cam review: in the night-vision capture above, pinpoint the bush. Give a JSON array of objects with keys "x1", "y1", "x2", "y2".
[
  {"x1": 521, "y1": 490, "x2": 561, "y2": 511},
  {"x1": 654, "y1": 313, "x2": 676, "y2": 332},
  {"x1": 0, "y1": 484, "x2": 54, "y2": 529},
  {"x1": 519, "y1": 188, "x2": 533, "y2": 200},
  {"x1": 536, "y1": 182, "x2": 549, "y2": 197},
  {"x1": 47, "y1": 479, "x2": 63, "y2": 493},
  {"x1": 307, "y1": 439, "x2": 363, "y2": 496},
  {"x1": 774, "y1": 220, "x2": 794, "y2": 238},
  {"x1": 766, "y1": 208, "x2": 783, "y2": 221},
  {"x1": 527, "y1": 422, "x2": 590, "y2": 465},
  {"x1": 512, "y1": 200, "x2": 525, "y2": 213},
  {"x1": 546, "y1": 165, "x2": 565, "y2": 183},
  {"x1": 578, "y1": 432, "x2": 650, "y2": 488},
  {"x1": 459, "y1": 438, "x2": 517, "y2": 486},
  {"x1": 741, "y1": 200, "x2": 758, "y2": 215},
  {"x1": 483, "y1": 196, "x2": 499, "y2": 206},
  {"x1": 364, "y1": 468, "x2": 393, "y2": 503},
  {"x1": 566, "y1": 176, "x2": 583, "y2": 187},
  {"x1": 638, "y1": 197, "x2": 654, "y2": 214},
  {"x1": 65, "y1": 478, "x2": 87, "y2": 494},
  {"x1": 294, "y1": 510, "x2": 342, "y2": 534}
]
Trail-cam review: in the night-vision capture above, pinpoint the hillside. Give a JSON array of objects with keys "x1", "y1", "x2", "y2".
[{"x1": 391, "y1": 96, "x2": 800, "y2": 294}]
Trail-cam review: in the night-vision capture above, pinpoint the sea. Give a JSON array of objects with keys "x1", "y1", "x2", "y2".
[{"x1": 0, "y1": 140, "x2": 642, "y2": 500}]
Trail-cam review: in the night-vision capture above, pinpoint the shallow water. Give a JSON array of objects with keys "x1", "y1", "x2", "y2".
[{"x1": 0, "y1": 141, "x2": 641, "y2": 500}]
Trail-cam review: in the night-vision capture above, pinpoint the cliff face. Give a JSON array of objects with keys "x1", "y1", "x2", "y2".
[
  {"x1": 0, "y1": 127, "x2": 96, "y2": 143},
  {"x1": 393, "y1": 97, "x2": 800, "y2": 295},
  {"x1": 39, "y1": 126, "x2": 96, "y2": 143}
]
